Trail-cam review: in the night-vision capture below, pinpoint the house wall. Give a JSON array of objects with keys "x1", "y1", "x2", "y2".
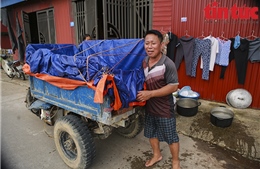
[
  {"x1": 2, "y1": 0, "x2": 259, "y2": 108},
  {"x1": 153, "y1": 0, "x2": 260, "y2": 108},
  {"x1": 3, "y1": 0, "x2": 75, "y2": 59},
  {"x1": 1, "y1": 24, "x2": 11, "y2": 49}
]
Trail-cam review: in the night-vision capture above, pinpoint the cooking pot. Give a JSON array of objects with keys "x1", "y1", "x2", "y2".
[
  {"x1": 176, "y1": 98, "x2": 201, "y2": 117},
  {"x1": 210, "y1": 106, "x2": 234, "y2": 128}
]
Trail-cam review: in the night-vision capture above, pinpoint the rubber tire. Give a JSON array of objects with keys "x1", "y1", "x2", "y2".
[
  {"x1": 54, "y1": 115, "x2": 96, "y2": 169},
  {"x1": 115, "y1": 113, "x2": 144, "y2": 138}
]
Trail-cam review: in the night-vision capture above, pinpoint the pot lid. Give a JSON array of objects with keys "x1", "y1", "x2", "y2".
[{"x1": 226, "y1": 89, "x2": 252, "y2": 109}]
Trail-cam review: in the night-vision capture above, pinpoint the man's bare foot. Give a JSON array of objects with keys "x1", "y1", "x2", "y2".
[
  {"x1": 145, "y1": 156, "x2": 162, "y2": 167},
  {"x1": 172, "y1": 160, "x2": 180, "y2": 169}
]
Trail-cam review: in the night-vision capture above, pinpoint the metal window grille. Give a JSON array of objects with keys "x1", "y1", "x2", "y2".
[
  {"x1": 37, "y1": 8, "x2": 56, "y2": 44},
  {"x1": 73, "y1": 0, "x2": 152, "y2": 43}
]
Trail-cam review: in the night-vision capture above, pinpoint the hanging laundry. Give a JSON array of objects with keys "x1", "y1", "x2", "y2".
[
  {"x1": 220, "y1": 38, "x2": 249, "y2": 85},
  {"x1": 166, "y1": 32, "x2": 178, "y2": 61},
  {"x1": 191, "y1": 38, "x2": 211, "y2": 80},
  {"x1": 162, "y1": 33, "x2": 170, "y2": 55},
  {"x1": 248, "y1": 38, "x2": 260, "y2": 62},
  {"x1": 200, "y1": 36, "x2": 219, "y2": 71},
  {"x1": 234, "y1": 35, "x2": 241, "y2": 49},
  {"x1": 215, "y1": 38, "x2": 231, "y2": 66},
  {"x1": 175, "y1": 36, "x2": 195, "y2": 76}
]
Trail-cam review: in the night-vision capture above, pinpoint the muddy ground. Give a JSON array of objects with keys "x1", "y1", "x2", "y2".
[
  {"x1": 194, "y1": 138, "x2": 260, "y2": 169},
  {"x1": 173, "y1": 98, "x2": 260, "y2": 169},
  {"x1": 177, "y1": 100, "x2": 260, "y2": 155},
  {"x1": 124, "y1": 137, "x2": 260, "y2": 169}
]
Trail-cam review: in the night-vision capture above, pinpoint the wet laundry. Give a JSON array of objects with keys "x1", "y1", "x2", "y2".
[
  {"x1": 191, "y1": 38, "x2": 211, "y2": 80},
  {"x1": 200, "y1": 36, "x2": 219, "y2": 71},
  {"x1": 175, "y1": 36, "x2": 195, "y2": 76},
  {"x1": 215, "y1": 38, "x2": 231, "y2": 66},
  {"x1": 166, "y1": 32, "x2": 178, "y2": 62},
  {"x1": 248, "y1": 38, "x2": 260, "y2": 62},
  {"x1": 220, "y1": 38, "x2": 249, "y2": 85}
]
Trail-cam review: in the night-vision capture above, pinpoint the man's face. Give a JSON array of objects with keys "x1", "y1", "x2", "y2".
[
  {"x1": 144, "y1": 34, "x2": 162, "y2": 58},
  {"x1": 86, "y1": 36, "x2": 91, "y2": 40}
]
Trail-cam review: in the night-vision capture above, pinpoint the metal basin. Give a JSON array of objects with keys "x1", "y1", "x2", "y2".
[{"x1": 176, "y1": 98, "x2": 201, "y2": 117}]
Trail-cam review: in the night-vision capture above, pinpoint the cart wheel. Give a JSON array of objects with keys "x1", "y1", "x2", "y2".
[
  {"x1": 54, "y1": 115, "x2": 96, "y2": 169},
  {"x1": 115, "y1": 113, "x2": 144, "y2": 138}
]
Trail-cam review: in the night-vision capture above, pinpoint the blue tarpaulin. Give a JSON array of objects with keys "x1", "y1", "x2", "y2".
[
  {"x1": 1, "y1": 0, "x2": 25, "y2": 8},
  {"x1": 26, "y1": 39, "x2": 147, "y2": 108}
]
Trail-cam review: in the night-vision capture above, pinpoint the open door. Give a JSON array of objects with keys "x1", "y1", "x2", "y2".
[
  {"x1": 22, "y1": 9, "x2": 55, "y2": 44},
  {"x1": 22, "y1": 11, "x2": 40, "y2": 44}
]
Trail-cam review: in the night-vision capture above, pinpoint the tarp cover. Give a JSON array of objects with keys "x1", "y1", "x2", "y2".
[{"x1": 25, "y1": 39, "x2": 146, "y2": 109}]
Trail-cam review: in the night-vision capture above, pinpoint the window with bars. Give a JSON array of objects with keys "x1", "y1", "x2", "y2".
[
  {"x1": 37, "y1": 9, "x2": 56, "y2": 44},
  {"x1": 73, "y1": 0, "x2": 152, "y2": 43}
]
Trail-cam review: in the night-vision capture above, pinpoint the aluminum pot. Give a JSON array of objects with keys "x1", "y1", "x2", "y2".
[
  {"x1": 210, "y1": 107, "x2": 234, "y2": 128},
  {"x1": 176, "y1": 98, "x2": 201, "y2": 117}
]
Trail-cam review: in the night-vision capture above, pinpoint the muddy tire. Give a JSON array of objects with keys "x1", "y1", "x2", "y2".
[
  {"x1": 54, "y1": 115, "x2": 96, "y2": 169},
  {"x1": 115, "y1": 113, "x2": 144, "y2": 138}
]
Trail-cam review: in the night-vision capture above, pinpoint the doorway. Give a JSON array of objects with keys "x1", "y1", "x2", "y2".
[{"x1": 22, "y1": 8, "x2": 56, "y2": 45}]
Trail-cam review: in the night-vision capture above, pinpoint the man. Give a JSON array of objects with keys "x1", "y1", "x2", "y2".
[
  {"x1": 82, "y1": 33, "x2": 91, "y2": 41},
  {"x1": 137, "y1": 29, "x2": 180, "y2": 169}
]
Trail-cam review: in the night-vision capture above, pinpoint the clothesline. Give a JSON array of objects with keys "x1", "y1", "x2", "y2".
[
  {"x1": 163, "y1": 31, "x2": 260, "y2": 85},
  {"x1": 162, "y1": 30, "x2": 259, "y2": 40}
]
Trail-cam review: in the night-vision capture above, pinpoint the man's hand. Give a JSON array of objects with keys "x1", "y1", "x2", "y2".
[
  {"x1": 137, "y1": 84, "x2": 178, "y2": 102},
  {"x1": 137, "y1": 90, "x2": 153, "y2": 102}
]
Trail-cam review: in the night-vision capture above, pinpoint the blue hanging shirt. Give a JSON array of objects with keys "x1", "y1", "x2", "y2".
[{"x1": 234, "y1": 35, "x2": 240, "y2": 49}]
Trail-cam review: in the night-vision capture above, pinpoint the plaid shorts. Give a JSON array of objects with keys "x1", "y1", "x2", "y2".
[{"x1": 144, "y1": 113, "x2": 179, "y2": 144}]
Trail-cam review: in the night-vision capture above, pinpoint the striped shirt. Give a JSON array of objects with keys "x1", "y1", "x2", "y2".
[{"x1": 143, "y1": 54, "x2": 179, "y2": 118}]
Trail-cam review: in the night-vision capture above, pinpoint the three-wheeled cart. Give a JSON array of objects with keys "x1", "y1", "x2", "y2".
[{"x1": 24, "y1": 39, "x2": 146, "y2": 169}]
